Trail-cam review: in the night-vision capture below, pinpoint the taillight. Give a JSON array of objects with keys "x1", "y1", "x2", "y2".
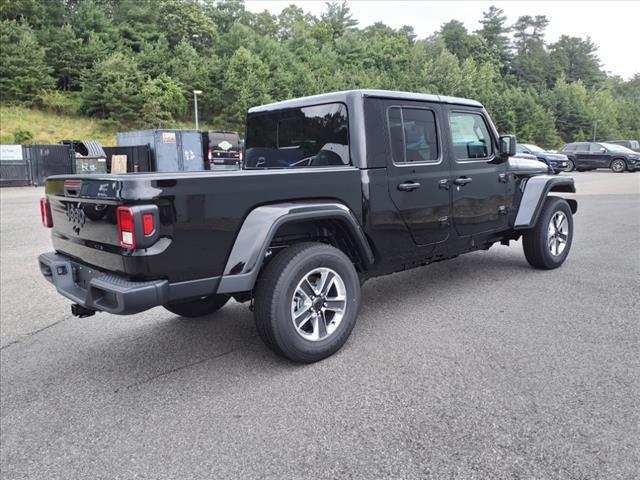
[
  {"x1": 142, "y1": 213, "x2": 155, "y2": 236},
  {"x1": 208, "y1": 148, "x2": 212, "y2": 161},
  {"x1": 40, "y1": 197, "x2": 53, "y2": 228},
  {"x1": 117, "y1": 207, "x2": 136, "y2": 249}
]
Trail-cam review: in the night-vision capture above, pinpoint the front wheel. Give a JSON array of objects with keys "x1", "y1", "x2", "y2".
[
  {"x1": 522, "y1": 197, "x2": 574, "y2": 270},
  {"x1": 610, "y1": 158, "x2": 627, "y2": 173},
  {"x1": 254, "y1": 242, "x2": 361, "y2": 363},
  {"x1": 164, "y1": 294, "x2": 230, "y2": 317},
  {"x1": 565, "y1": 159, "x2": 575, "y2": 172}
]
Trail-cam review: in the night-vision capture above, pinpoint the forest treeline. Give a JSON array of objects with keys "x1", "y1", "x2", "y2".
[{"x1": 1, "y1": 0, "x2": 639, "y2": 147}]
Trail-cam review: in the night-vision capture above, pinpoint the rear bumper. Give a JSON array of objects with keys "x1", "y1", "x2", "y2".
[{"x1": 38, "y1": 252, "x2": 220, "y2": 315}]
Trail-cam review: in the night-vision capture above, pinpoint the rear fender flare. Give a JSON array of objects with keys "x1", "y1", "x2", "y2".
[
  {"x1": 217, "y1": 202, "x2": 374, "y2": 294},
  {"x1": 514, "y1": 175, "x2": 577, "y2": 230}
]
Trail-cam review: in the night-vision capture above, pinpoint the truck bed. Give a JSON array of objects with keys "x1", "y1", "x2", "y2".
[{"x1": 45, "y1": 167, "x2": 363, "y2": 282}]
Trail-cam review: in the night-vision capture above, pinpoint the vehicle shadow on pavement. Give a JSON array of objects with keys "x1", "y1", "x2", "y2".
[
  {"x1": 0, "y1": 247, "x2": 544, "y2": 399},
  {"x1": 12, "y1": 248, "x2": 539, "y2": 394}
]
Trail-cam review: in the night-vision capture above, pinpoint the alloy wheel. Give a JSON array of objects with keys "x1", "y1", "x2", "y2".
[
  {"x1": 611, "y1": 159, "x2": 626, "y2": 172},
  {"x1": 291, "y1": 267, "x2": 347, "y2": 341},
  {"x1": 547, "y1": 211, "x2": 569, "y2": 256}
]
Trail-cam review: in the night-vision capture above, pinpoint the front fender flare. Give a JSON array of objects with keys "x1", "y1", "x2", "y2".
[
  {"x1": 514, "y1": 175, "x2": 577, "y2": 230},
  {"x1": 217, "y1": 201, "x2": 373, "y2": 294}
]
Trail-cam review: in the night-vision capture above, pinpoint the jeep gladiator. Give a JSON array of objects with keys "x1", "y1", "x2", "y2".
[{"x1": 39, "y1": 90, "x2": 577, "y2": 362}]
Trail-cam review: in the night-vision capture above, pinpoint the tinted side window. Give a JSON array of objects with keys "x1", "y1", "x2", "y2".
[
  {"x1": 245, "y1": 103, "x2": 349, "y2": 168},
  {"x1": 388, "y1": 107, "x2": 439, "y2": 163},
  {"x1": 589, "y1": 143, "x2": 604, "y2": 153},
  {"x1": 448, "y1": 112, "x2": 493, "y2": 160},
  {"x1": 563, "y1": 144, "x2": 576, "y2": 152},
  {"x1": 575, "y1": 143, "x2": 590, "y2": 152}
]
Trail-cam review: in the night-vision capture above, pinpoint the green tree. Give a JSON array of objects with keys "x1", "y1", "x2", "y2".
[
  {"x1": 0, "y1": 20, "x2": 54, "y2": 102},
  {"x1": 80, "y1": 51, "x2": 145, "y2": 125},
  {"x1": 545, "y1": 78, "x2": 594, "y2": 142},
  {"x1": 43, "y1": 24, "x2": 84, "y2": 90},
  {"x1": 204, "y1": 0, "x2": 245, "y2": 34},
  {"x1": 548, "y1": 35, "x2": 604, "y2": 88},
  {"x1": 476, "y1": 5, "x2": 511, "y2": 73},
  {"x1": 220, "y1": 47, "x2": 271, "y2": 127},
  {"x1": 140, "y1": 74, "x2": 186, "y2": 127},
  {"x1": 158, "y1": 0, "x2": 217, "y2": 48},
  {"x1": 511, "y1": 15, "x2": 549, "y2": 87},
  {"x1": 321, "y1": 1, "x2": 358, "y2": 39}
]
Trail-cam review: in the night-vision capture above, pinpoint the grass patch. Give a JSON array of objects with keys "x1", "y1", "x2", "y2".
[{"x1": 0, "y1": 105, "x2": 118, "y2": 146}]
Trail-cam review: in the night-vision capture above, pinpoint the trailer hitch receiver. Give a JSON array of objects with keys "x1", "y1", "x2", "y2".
[{"x1": 71, "y1": 304, "x2": 96, "y2": 318}]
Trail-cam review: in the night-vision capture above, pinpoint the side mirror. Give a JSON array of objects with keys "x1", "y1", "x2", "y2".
[
  {"x1": 600, "y1": 147, "x2": 606, "y2": 153},
  {"x1": 499, "y1": 135, "x2": 516, "y2": 158}
]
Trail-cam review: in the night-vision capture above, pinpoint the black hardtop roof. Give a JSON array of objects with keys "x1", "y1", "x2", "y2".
[{"x1": 248, "y1": 89, "x2": 483, "y2": 114}]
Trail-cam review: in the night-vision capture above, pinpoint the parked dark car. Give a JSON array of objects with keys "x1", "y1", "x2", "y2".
[
  {"x1": 207, "y1": 131, "x2": 242, "y2": 170},
  {"x1": 603, "y1": 140, "x2": 640, "y2": 153},
  {"x1": 38, "y1": 90, "x2": 577, "y2": 363},
  {"x1": 559, "y1": 142, "x2": 640, "y2": 172},
  {"x1": 516, "y1": 143, "x2": 568, "y2": 174}
]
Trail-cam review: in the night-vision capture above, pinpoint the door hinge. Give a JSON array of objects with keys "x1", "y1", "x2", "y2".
[
  {"x1": 439, "y1": 216, "x2": 450, "y2": 226},
  {"x1": 498, "y1": 173, "x2": 508, "y2": 183}
]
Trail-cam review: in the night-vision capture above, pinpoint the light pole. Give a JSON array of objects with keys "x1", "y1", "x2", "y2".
[
  {"x1": 592, "y1": 119, "x2": 600, "y2": 142},
  {"x1": 193, "y1": 90, "x2": 202, "y2": 130}
]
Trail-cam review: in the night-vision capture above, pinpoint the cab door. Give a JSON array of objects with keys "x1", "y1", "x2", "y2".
[
  {"x1": 589, "y1": 143, "x2": 611, "y2": 168},
  {"x1": 384, "y1": 101, "x2": 451, "y2": 247},
  {"x1": 574, "y1": 143, "x2": 592, "y2": 169},
  {"x1": 445, "y1": 108, "x2": 508, "y2": 236}
]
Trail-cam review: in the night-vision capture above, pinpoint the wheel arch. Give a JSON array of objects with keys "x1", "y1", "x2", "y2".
[
  {"x1": 217, "y1": 202, "x2": 374, "y2": 294},
  {"x1": 514, "y1": 175, "x2": 577, "y2": 230}
]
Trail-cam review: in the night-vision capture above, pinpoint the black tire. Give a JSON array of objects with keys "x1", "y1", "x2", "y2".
[
  {"x1": 610, "y1": 158, "x2": 627, "y2": 173},
  {"x1": 254, "y1": 242, "x2": 361, "y2": 363},
  {"x1": 164, "y1": 294, "x2": 230, "y2": 318},
  {"x1": 565, "y1": 159, "x2": 575, "y2": 172},
  {"x1": 523, "y1": 197, "x2": 574, "y2": 270}
]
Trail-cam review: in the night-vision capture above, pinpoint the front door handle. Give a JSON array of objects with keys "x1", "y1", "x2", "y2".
[
  {"x1": 397, "y1": 181, "x2": 421, "y2": 192},
  {"x1": 453, "y1": 177, "x2": 472, "y2": 186}
]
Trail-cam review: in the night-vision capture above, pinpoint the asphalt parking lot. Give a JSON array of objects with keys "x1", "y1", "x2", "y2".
[{"x1": 1, "y1": 171, "x2": 639, "y2": 479}]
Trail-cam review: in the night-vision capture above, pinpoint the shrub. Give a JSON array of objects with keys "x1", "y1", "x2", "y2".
[
  {"x1": 13, "y1": 128, "x2": 34, "y2": 144},
  {"x1": 37, "y1": 90, "x2": 80, "y2": 115}
]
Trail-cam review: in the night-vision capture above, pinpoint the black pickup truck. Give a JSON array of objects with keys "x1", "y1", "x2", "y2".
[{"x1": 39, "y1": 90, "x2": 577, "y2": 362}]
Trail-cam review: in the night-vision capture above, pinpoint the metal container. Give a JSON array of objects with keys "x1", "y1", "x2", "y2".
[
  {"x1": 24, "y1": 144, "x2": 74, "y2": 186},
  {"x1": 0, "y1": 145, "x2": 30, "y2": 187},
  {"x1": 61, "y1": 140, "x2": 108, "y2": 175},
  {"x1": 116, "y1": 130, "x2": 206, "y2": 172},
  {"x1": 103, "y1": 145, "x2": 152, "y2": 173}
]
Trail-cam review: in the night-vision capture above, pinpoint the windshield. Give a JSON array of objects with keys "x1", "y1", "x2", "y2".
[
  {"x1": 245, "y1": 103, "x2": 349, "y2": 168},
  {"x1": 602, "y1": 143, "x2": 635, "y2": 153},
  {"x1": 523, "y1": 144, "x2": 544, "y2": 153}
]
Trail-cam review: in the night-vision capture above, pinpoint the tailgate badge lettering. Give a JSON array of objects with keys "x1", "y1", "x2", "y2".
[
  {"x1": 66, "y1": 203, "x2": 86, "y2": 235},
  {"x1": 97, "y1": 183, "x2": 109, "y2": 198}
]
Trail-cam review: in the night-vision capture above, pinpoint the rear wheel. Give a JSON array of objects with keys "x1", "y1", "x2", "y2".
[
  {"x1": 164, "y1": 294, "x2": 230, "y2": 318},
  {"x1": 523, "y1": 197, "x2": 573, "y2": 270},
  {"x1": 254, "y1": 242, "x2": 360, "y2": 363},
  {"x1": 610, "y1": 158, "x2": 627, "y2": 173}
]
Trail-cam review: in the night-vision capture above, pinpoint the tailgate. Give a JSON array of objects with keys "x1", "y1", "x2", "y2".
[{"x1": 44, "y1": 175, "x2": 167, "y2": 277}]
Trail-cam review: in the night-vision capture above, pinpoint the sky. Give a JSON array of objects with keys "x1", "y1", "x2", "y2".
[{"x1": 244, "y1": 1, "x2": 640, "y2": 80}]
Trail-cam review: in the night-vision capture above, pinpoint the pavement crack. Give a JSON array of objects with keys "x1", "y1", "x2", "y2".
[
  {"x1": 0, "y1": 316, "x2": 72, "y2": 351},
  {"x1": 117, "y1": 348, "x2": 237, "y2": 392}
]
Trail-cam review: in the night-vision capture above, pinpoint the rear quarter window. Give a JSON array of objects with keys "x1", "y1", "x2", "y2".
[{"x1": 245, "y1": 103, "x2": 349, "y2": 168}]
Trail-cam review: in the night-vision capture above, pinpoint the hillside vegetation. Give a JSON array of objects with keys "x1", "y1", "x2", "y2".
[
  {"x1": 1, "y1": 1, "x2": 639, "y2": 148},
  {"x1": 0, "y1": 105, "x2": 117, "y2": 145}
]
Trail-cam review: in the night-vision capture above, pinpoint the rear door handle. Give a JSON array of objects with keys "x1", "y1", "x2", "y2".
[
  {"x1": 453, "y1": 177, "x2": 472, "y2": 186},
  {"x1": 397, "y1": 182, "x2": 421, "y2": 192}
]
